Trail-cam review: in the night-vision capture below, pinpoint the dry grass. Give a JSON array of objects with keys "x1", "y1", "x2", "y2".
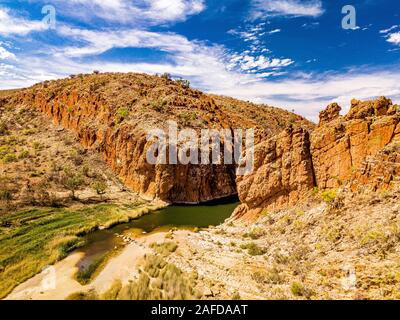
[{"x1": 68, "y1": 254, "x2": 201, "y2": 300}]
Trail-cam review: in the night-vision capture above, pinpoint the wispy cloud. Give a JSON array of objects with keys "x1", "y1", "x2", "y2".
[
  {"x1": 251, "y1": 0, "x2": 324, "y2": 19},
  {"x1": 0, "y1": 8, "x2": 47, "y2": 35},
  {"x1": 54, "y1": 25, "x2": 195, "y2": 57},
  {"x1": 380, "y1": 25, "x2": 400, "y2": 46},
  {"x1": 380, "y1": 25, "x2": 399, "y2": 34}
]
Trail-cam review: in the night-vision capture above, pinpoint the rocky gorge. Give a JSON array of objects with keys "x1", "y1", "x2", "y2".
[{"x1": 2, "y1": 73, "x2": 399, "y2": 216}]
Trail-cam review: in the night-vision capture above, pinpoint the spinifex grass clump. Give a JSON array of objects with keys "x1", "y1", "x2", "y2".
[{"x1": 69, "y1": 254, "x2": 201, "y2": 300}]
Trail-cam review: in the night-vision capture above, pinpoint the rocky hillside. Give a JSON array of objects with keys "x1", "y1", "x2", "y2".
[
  {"x1": 1, "y1": 72, "x2": 312, "y2": 204},
  {"x1": 0, "y1": 92, "x2": 144, "y2": 215}
]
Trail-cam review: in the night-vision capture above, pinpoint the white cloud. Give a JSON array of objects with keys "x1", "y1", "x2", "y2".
[
  {"x1": 380, "y1": 25, "x2": 400, "y2": 47},
  {"x1": 0, "y1": 8, "x2": 46, "y2": 35},
  {"x1": 251, "y1": 0, "x2": 324, "y2": 19},
  {"x1": 228, "y1": 54, "x2": 294, "y2": 72},
  {"x1": 0, "y1": 46, "x2": 16, "y2": 60},
  {"x1": 55, "y1": 25, "x2": 195, "y2": 57},
  {"x1": 32, "y1": 0, "x2": 205, "y2": 25},
  {"x1": 387, "y1": 32, "x2": 400, "y2": 46}
]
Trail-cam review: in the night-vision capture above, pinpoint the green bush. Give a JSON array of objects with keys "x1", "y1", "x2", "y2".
[
  {"x1": 18, "y1": 150, "x2": 30, "y2": 159},
  {"x1": 91, "y1": 181, "x2": 107, "y2": 197},
  {"x1": 321, "y1": 189, "x2": 337, "y2": 203},
  {"x1": 0, "y1": 189, "x2": 13, "y2": 201},
  {"x1": 0, "y1": 145, "x2": 11, "y2": 157},
  {"x1": 2, "y1": 153, "x2": 17, "y2": 163},
  {"x1": 150, "y1": 100, "x2": 168, "y2": 112},
  {"x1": 240, "y1": 242, "x2": 266, "y2": 256},
  {"x1": 291, "y1": 282, "x2": 313, "y2": 298},
  {"x1": 243, "y1": 227, "x2": 265, "y2": 240},
  {"x1": 118, "y1": 107, "x2": 129, "y2": 117}
]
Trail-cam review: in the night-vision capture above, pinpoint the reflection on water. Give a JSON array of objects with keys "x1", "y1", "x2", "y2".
[{"x1": 76, "y1": 196, "x2": 240, "y2": 270}]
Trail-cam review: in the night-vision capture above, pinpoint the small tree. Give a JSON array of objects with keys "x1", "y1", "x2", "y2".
[
  {"x1": 176, "y1": 78, "x2": 190, "y2": 89},
  {"x1": 62, "y1": 171, "x2": 84, "y2": 200},
  {"x1": 91, "y1": 181, "x2": 107, "y2": 200},
  {"x1": 161, "y1": 73, "x2": 171, "y2": 81}
]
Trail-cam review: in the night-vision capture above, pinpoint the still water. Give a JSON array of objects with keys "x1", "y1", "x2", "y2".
[{"x1": 76, "y1": 197, "x2": 240, "y2": 270}]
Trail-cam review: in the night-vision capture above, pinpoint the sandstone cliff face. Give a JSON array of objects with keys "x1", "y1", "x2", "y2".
[
  {"x1": 9, "y1": 73, "x2": 311, "y2": 204},
  {"x1": 234, "y1": 97, "x2": 400, "y2": 218},
  {"x1": 19, "y1": 91, "x2": 237, "y2": 203},
  {"x1": 234, "y1": 126, "x2": 315, "y2": 218},
  {"x1": 311, "y1": 97, "x2": 400, "y2": 190}
]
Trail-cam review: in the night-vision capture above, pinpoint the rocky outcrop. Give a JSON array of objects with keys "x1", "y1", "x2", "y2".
[
  {"x1": 234, "y1": 126, "x2": 315, "y2": 218},
  {"x1": 318, "y1": 102, "x2": 341, "y2": 126},
  {"x1": 311, "y1": 97, "x2": 400, "y2": 190},
  {"x1": 234, "y1": 97, "x2": 400, "y2": 218}
]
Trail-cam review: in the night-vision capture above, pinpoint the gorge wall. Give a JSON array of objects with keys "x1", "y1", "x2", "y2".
[{"x1": 235, "y1": 96, "x2": 400, "y2": 217}]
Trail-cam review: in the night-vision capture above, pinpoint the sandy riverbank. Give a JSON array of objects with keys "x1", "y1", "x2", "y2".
[{"x1": 5, "y1": 232, "x2": 168, "y2": 300}]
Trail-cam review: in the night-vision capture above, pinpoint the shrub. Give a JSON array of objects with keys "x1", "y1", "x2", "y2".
[
  {"x1": 160, "y1": 73, "x2": 171, "y2": 81},
  {"x1": 101, "y1": 280, "x2": 122, "y2": 300},
  {"x1": 91, "y1": 181, "x2": 107, "y2": 198},
  {"x1": 0, "y1": 145, "x2": 11, "y2": 157},
  {"x1": 18, "y1": 150, "x2": 30, "y2": 159},
  {"x1": 0, "y1": 189, "x2": 13, "y2": 201},
  {"x1": 231, "y1": 291, "x2": 241, "y2": 300},
  {"x1": 290, "y1": 282, "x2": 313, "y2": 298},
  {"x1": 2, "y1": 153, "x2": 17, "y2": 163},
  {"x1": 240, "y1": 242, "x2": 266, "y2": 256},
  {"x1": 0, "y1": 121, "x2": 8, "y2": 135},
  {"x1": 180, "y1": 111, "x2": 197, "y2": 126},
  {"x1": 176, "y1": 78, "x2": 190, "y2": 89},
  {"x1": 67, "y1": 289, "x2": 99, "y2": 300},
  {"x1": 252, "y1": 267, "x2": 284, "y2": 284},
  {"x1": 243, "y1": 227, "x2": 265, "y2": 240},
  {"x1": 321, "y1": 189, "x2": 337, "y2": 203},
  {"x1": 116, "y1": 107, "x2": 129, "y2": 123},
  {"x1": 61, "y1": 170, "x2": 85, "y2": 199},
  {"x1": 150, "y1": 100, "x2": 168, "y2": 112}
]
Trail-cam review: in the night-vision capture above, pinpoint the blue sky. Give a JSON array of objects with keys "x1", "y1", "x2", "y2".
[{"x1": 0, "y1": 0, "x2": 399, "y2": 121}]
